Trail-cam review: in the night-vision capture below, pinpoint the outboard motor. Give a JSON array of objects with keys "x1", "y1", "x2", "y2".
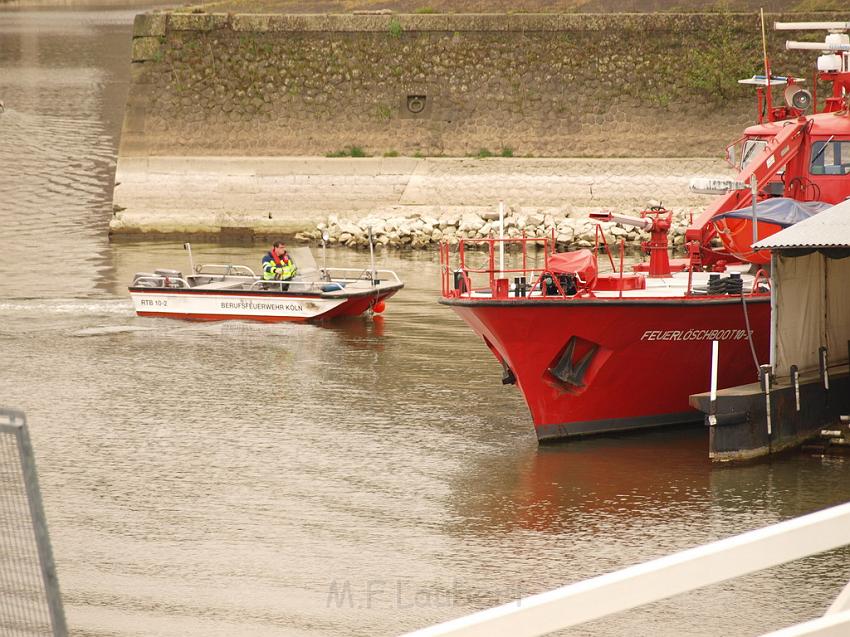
[
  {"x1": 131, "y1": 272, "x2": 161, "y2": 288},
  {"x1": 154, "y1": 269, "x2": 183, "y2": 288}
]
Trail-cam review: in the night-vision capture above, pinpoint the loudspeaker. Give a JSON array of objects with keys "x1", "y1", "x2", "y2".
[{"x1": 784, "y1": 86, "x2": 813, "y2": 111}]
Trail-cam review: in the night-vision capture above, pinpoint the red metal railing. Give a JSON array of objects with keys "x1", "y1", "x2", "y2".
[{"x1": 440, "y1": 236, "x2": 588, "y2": 300}]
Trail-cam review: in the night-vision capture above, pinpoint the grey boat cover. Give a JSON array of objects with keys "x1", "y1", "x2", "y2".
[{"x1": 713, "y1": 197, "x2": 832, "y2": 228}]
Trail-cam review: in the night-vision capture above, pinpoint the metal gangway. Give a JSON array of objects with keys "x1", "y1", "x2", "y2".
[
  {"x1": 402, "y1": 501, "x2": 850, "y2": 637},
  {"x1": 0, "y1": 408, "x2": 67, "y2": 637}
]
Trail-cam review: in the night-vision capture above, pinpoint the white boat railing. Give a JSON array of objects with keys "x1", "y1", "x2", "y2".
[
  {"x1": 322, "y1": 267, "x2": 403, "y2": 284},
  {"x1": 401, "y1": 502, "x2": 850, "y2": 637},
  {"x1": 248, "y1": 279, "x2": 344, "y2": 293},
  {"x1": 130, "y1": 273, "x2": 191, "y2": 288},
  {"x1": 195, "y1": 263, "x2": 257, "y2": 277},
  {"x1": 249, "y1": 268, "x2": 402, "y2": 293},
  {"x1": 131, "y1": 266, "x2": 402, "y2": 293},
  {"x1": 193, "y1": 264, "x2": 402, "y2": 285}
]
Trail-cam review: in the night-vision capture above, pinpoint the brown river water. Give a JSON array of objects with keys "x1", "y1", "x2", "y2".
[{"x1": 1, "y1": 7, "x2": 850, "y2": 637}]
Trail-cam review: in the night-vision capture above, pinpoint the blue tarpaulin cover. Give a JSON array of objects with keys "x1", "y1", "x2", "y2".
[{"x1": 713, "y1": 197, "x2": 832, "y2": 228}]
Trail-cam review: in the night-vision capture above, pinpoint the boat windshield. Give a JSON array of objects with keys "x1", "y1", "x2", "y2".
[{"x1": 810, "y1": 140, "x2": 850, "y2": 175}]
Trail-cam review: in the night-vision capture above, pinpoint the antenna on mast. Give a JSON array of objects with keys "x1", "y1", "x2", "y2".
[
  {"x1": 761, "y1": 8, "x2": 771, "y2": 110},
  {"x1": 774, "y1": 21, "x2": 850, "y2": 32},
  {"x1": 777, "y1": 21, "x2": 850, "y2": 69}
]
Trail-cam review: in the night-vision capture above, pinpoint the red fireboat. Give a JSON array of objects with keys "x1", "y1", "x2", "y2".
[{"x1": 439, "y1": 21, "x2": 850, "y2": 441}]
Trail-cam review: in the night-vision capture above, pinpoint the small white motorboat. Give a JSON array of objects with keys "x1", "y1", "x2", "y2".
[{"x1": 129, "y1": 245, "x2": 403, "y2": 322}]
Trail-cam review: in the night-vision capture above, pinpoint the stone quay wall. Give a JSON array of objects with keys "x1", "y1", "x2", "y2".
[
  {"x1": 123, "y1": 11, "x2": 842, "y2": 159},
  {"x1": 113, "y1": 11, "x2": 843, "y2": 240}
]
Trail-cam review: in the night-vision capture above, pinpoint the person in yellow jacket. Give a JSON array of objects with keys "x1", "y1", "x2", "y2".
[{"x1": 262, "y1": 242, "x2": 297, "y2": 281}]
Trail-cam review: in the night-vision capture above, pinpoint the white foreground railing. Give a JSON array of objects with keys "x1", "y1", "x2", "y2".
[
  {"x1": 402, "y1": 502, "x2": 850, "y2": 637},
  {"x1": 0, "y1": 408, "x2": 67, "y2": 637}
]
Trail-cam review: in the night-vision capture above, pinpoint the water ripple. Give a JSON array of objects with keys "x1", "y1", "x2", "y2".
[{"x1": 0, "y1": 103, "x2": 115, "y2": 298}]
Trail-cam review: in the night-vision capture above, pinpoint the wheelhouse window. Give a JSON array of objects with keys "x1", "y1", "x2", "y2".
[
  {"x1": 737, "y1": 138, "x2": 783, "y2": 178},
  {"x1": 810, "y1": 140, "x2": 850, "y2": 175},
  {"x1": 740, "y1": 139, "x2": 767, "y2": 170}
]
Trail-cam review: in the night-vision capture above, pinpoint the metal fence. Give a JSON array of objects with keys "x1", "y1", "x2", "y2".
[{"x1": 0, "y1": 408, "x2": 67, "y2": 637}]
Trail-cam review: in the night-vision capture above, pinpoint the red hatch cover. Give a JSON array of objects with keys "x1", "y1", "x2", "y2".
[{"x1": 548, "y1": 249, "x2": 597, "y2": 285}]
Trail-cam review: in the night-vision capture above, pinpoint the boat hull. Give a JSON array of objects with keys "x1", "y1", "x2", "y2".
[
  {"x1": 443, "y1": 296, "x2": 771, "y2": 441},
  {"x1": 130, "y1": 287, "x2": 400, "y2": 322}
]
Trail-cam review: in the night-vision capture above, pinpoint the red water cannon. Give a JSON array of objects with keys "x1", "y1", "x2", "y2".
[{"x1": 589, "y1": 207, "x2": 673, "y2": 277}]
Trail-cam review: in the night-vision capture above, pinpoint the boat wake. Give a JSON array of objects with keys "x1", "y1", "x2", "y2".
[
  {"x1": 0, "y1": 298, "x2": 134, "y2": 317},
  {"x1": 72, "y1": 325, "x2": 156, "y2": 338}
]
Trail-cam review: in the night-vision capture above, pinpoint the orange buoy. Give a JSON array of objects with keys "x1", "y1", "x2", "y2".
[{"x1": 373, "y1": 300, "x2": 386, "y2": 314}]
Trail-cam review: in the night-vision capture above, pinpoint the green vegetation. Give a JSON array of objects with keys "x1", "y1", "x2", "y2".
[
  {"x1": 388, "y1": 18, "x2": 403, "y2": 38},
  {"x1": 649, "y1": 91, "x2": 672, "y2": 108},
  {"x1": 383, "y1": 150, "x2": 399, "y2": 157},
  {"x1": 414, "y1": 7, "x2": 437, "y2": 13},
  {"x1": 475, "y1": 148, "x2": 493, "y2": 158},
  {"x1": 376, "y1": 104, "x2": 392, "y2": 120},
  {"x1": 150, "y1": 35, "x2": 167, "y2": 63},
  {"x1": 327, "y1": 146, "x2": 368, "y2": 157},
  {"x1": 500, "y1": 147, "x2": 514, "y2": 157},
  {"x1": 183, "y1": 38, "x2": 203, "y2": 57},
  {"x1": 685, "y1": 14, "x2": 760, "y2": 101}
]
